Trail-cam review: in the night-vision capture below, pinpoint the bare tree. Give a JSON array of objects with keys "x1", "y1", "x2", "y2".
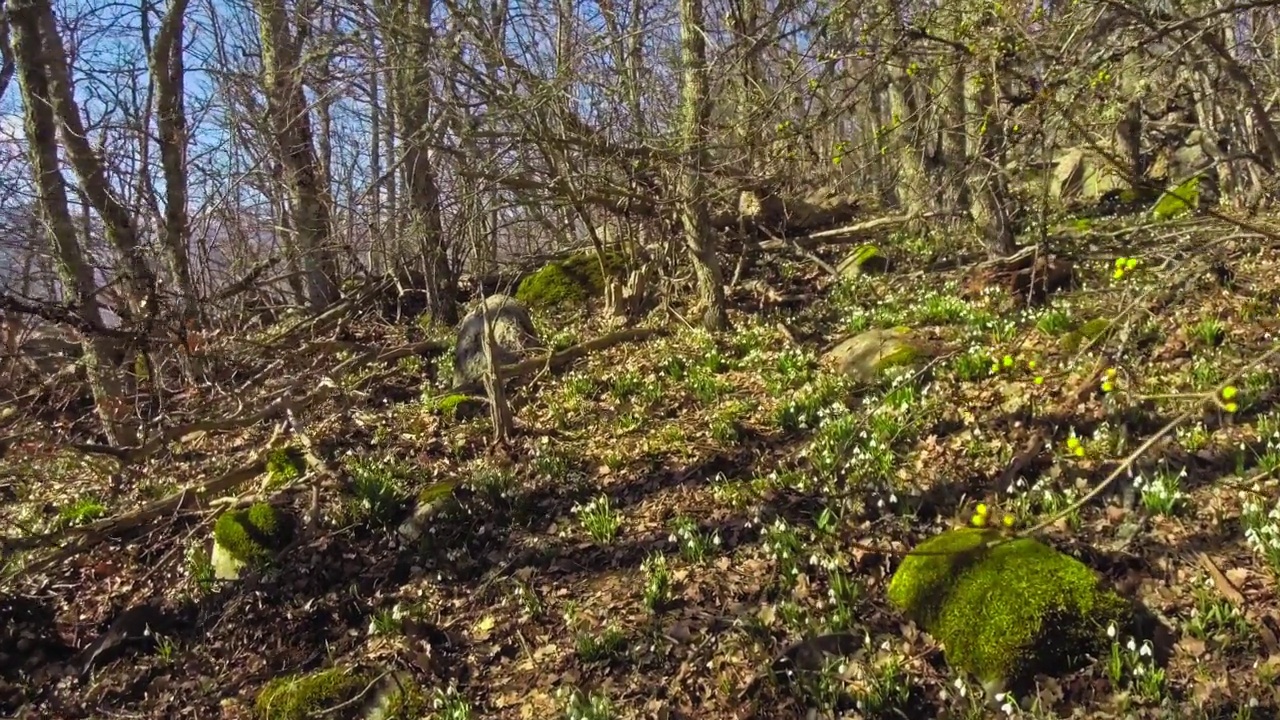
[
  {"x1": 375, "y1": 0, "x2": 457, "y2": 324},
  {"x1": 677, "y1": 0, "x2": 727, "y2": 331},
  {"x1": 8, "y1": 0, "x2": 138, "y2": 445},
  {"x1": 253, "y1": 0, "x2": 341, "y2": 310}
]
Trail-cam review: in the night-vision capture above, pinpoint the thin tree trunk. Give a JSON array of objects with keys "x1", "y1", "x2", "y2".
[
  {"x1": 9, "y1": 0, "x2": 138, "y2": 446},
  {"x1": 148, "y1": 0, "x2": 199, "y2": 325},
  {"x1": 254, "y1": 0, "x2": 342, "y2": 310},
  {"x1": 25, "y1": 0, "x2": 156, "y2": 318},
  {"x1": 678, "y1": 0, "x2": 727, "y2": 331},
  {"x1": 964, "y1": 59, "x2": 1016, "y2": 257}
]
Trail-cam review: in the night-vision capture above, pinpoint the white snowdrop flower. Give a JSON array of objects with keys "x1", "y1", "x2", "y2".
[
  {"x1": 1106, "y1": 623, "x2": 1117, "y2": 639},
  {"x1": 1126, "y1": 638, "x2": 1137, "y2": 652},
  {"x1": 1139, "y1": 642, "x2": 1152, "y2": 657}
]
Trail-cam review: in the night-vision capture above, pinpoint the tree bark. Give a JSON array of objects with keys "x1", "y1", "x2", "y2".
[
  {"x1": 23, "y1": 0, "x2": 156, "y2": 318},
  {"x1": 963, "y1": 60, "x2": 1016, "y2": 258},
  {"x1": 678, "y1": 0, "x2": 728, "y2": 331},
  {"x1": 8, "y1": 0, "x2": 138, "y2": 446},
  {"x1": 377, "y1": 0, "x2": 457, "y2": 324},
  {"x1": 254, "y1": 0, "x2": 342, "y2": 310},
  {"x1": 148, "y1": 0, "x2": 200, "y2": 324}
]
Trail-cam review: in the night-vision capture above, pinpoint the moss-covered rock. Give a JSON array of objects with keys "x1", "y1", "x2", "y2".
[
  {"x1": 515, "y1": 251, "x2": 623, "y2": 309},
  {"x1": 452, "y1": 294, "x2": 542, "y2": 389},
  {"x1": 429, "y1": 392, "x2": 485, "y2": 421},
  {"x1": 398, "y1": 480, "x2": 462, "y2": 542},
  {"x1": 1061, "y1": 317, "x2": 1111, "y2": 352},
  {"x1": 837, "y1": 243, "x2": 891, "y2": 277},
  {"x1": 255, "y1": 667, "x2": 368, "y2": 720},
  {"x1": 887, "y1": 528, "x2": 1131, "y2": 692},
  {"x1": 822, "y1": 327, "x2": 931, "y2": 383},
  {"x1": 211, "y1": 503, "x2": 294, "y2": 579}
]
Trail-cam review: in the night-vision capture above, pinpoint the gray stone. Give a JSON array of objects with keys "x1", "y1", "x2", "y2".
[
  {"x1": 822, "y1": 327, "x2": 929, "y2": 383},
  {"x1": 453, "y1": 294, "x2": 542, "y2": 388}
]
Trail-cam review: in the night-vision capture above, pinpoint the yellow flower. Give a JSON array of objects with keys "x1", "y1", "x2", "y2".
[
  {"x1": 1225, "y1": 402, "x2": 1239, "y2": 413},
  {"x1": 1027, "y1": 360, "x2": 1037, "y2": 370},
  {"x1": 1222, "y1": 386, "x2": 1238, "y2": 400},
  {"x1": 1003, "y1": 355, "x2": 1014, "y2": 368},
  {"x1": 1114, "y1": 257, "x2": 1126, "y2": 269},
  {"x1": 1002, "y1": 513, "x2": 1015, "y2": 528},
  {"x1": 1034, "y1": 376, "x2": 1044, "y2": 385},
  {"x1": 1105, "y1": 368, "x2": 1117, "y2": 379},
  {"x1": 1124, "y1": 258, "x2": 1138, "y2": 271},
  {"x1": 975, "y1": 503, "x2": 989, "y2": 516},
  {"x1": 1074, "y1": 446, "x2": 1085, "y2": 457},
  {"x1": 1102, "y1": 381, "x2": 1114, "y2": 393},
  {"x1": 1067, "y1": 437, "x2": 1080, "y2": 449},
  {"x1": 971, "y1": 513, "x2": 988, "y2": 527},
  {"x1": 1113, "y1": 269, "x2": 1125, "y2": 280}
]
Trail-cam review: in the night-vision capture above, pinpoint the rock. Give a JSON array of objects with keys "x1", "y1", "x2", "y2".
[
  {"x1": 515, "y1": 251, "x2": 621, "y2": 309},
  {"x1": 822, "y1": 327, "x2": 929, "y2": 383},
  {"x1": 887, "y1": 528, "x2": 1132, "y2": 695},
  {"x1": 1050, "y1": 146, "x2": 1129, "y2": 205},
  {"x1": 837, "y1": 244, "x2": 891, "y2": 277},
  {"x1": 210, "y1": 502, "x2": 294, "y2": 580},
  {"x1": 397, "y1": 480, "x2": 463, "y2": 542},
  {"x1": 255, "y1": 666, "x2": 371, "y2": 720},
  {"x1": 452, "y1": 294, "x2": 542, "y2": 389}
]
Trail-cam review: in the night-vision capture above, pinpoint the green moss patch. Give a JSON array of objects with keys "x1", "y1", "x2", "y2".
[
  {"x1": 1061, "y1": 317, "x2": 1111, "y2": 352},
  {"x1": 428, "y1": 392, "x2": 485, "y2": 420},
  {"x1": 838, "y1": 243, "x2": 891, "y2": 276},
  {"x1": 213, "y1": 502, "x2": 293, "y2": 567},
  {"x1": 515, "y1": 251, "x2": 623, "y2": 309},
  {"x1": 887, "y1": 528, "x2": 1131, "y2": 690},
  {"x1": 255, "y1": 667, "x2": 368, "y2": 720},
  {"x1": 265, "y1": 445, "x2": 306, "y2": 487}
]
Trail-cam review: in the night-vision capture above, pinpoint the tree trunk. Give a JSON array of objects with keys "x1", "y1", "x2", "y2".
[
  {"x1": 254, "y1": 0, "x2": 342, "y2": 311},
  {"x1": 678, "y1": 0, "x2": 727, "y2": 331},
  {"x1": 378, "y1": 0, "x2": 457, "y2": 324},
  {"x1": 24, "y1": 0, "x2": 156, "y2": 318},
  {"x1": 9, "y1": 0, "x2": 138, "y2": 446},
  {"x1": 963, "y1": 60, "x2": 1016, "y2": 258},
  {"x1": 148, "y1": 0, "x2": 200, "y2": 324}
]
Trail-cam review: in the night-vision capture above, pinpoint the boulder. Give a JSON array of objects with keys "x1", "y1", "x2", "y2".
[
  {"x1": 888, "y1": 528, "x2": 1132, "y2": 696},
  {"x1": 453, "y1": 294, "x2": 542, "y2": 388},
  {"x1": 1050, "y1": 147, "x2": 1129, "y2": 205},
  {"x1": 210, "y1": 502, "x2": 294, "y2": 580},
  {"x1": 837, "y1": 244, "x2": 891, "y2": 278},
  {"x1": 255, "y1": 666, "x2": 371, "y2": 720},
  {"x1": 822, "y1": 327, "x2": 929, "y2": 383},
  {"x1": 515, "y1": 250, "x2": 621, "y2": 309}
]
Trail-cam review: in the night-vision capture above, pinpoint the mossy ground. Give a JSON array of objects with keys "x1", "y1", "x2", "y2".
[{"x1": 4, "y1": 216, "x2": 1280, "y2": 719}]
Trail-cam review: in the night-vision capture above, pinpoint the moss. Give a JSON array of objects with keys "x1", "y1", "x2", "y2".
[
  {"x1": 255, "y1": 667, "x2": 367, "y2": 720},
  {"x1": 1061, "y1": 318, "x2": 1111, "y2": 352},
  {"x1": 515, "y1": 250, "x2": 623, "y2": 308},
  {"x1": 887, "y1": 528, "x2": 1130, "y2": 690},
  {"x1": 840, "y1": 243, "x2": 891, "y2": 276},
  {"x1": 382, "y1": 685, "x2": 430, "y2": 719},
  {"x1": 213, "y1": 502, "x2": 292, "y2": 566},
  {"x1": 417, "y1": 479, "x2": 459, "y2": 506},
  {"x1": 1079, "y1": 318, "x2": 1111, "y2": 340},
  {"x1": 429, "y1": 393, "x2": 484, "y2": 420},
  {"x1": 266, "y1": 445, "x2": 306, "y2": 487}
]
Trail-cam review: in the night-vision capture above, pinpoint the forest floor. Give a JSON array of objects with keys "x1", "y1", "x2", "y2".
[{"x1": 3, "y1": 214, "x2": 1280, "y2": 720}]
